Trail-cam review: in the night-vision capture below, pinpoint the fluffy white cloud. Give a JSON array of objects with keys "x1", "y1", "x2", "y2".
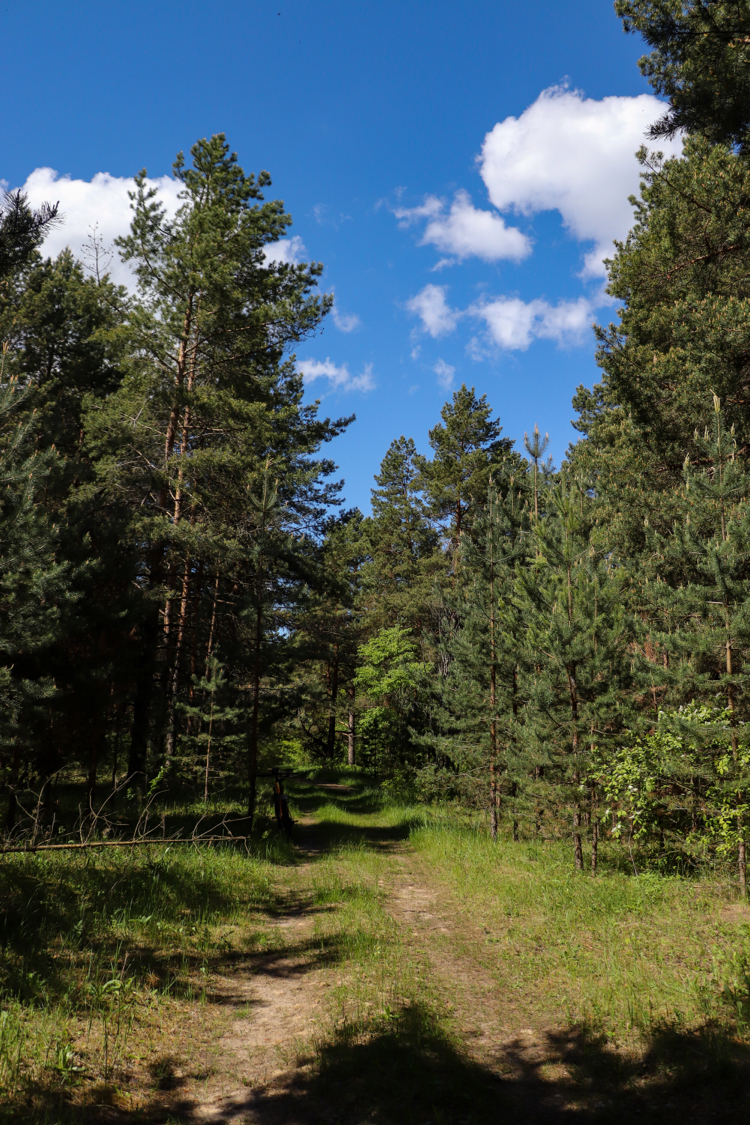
[
  {"x1": 471, "y1": 295, "x2": 594, "y2": 351},
  {"x1": 407, "y1": 282, "x2": 594, "y2": 351},
  {"x1": 471, "y1": 298, "x2": 539, "y2": 351},
  {"x1": 15, "y1": 167, "x2": 181, "y2": 287},
  {"x1": 433, "y1": 359, "x2": 455, "y2": 389},
  {"x1": 11, "y1": 167, "x2": 313, "y2": 285},
  {"x1": 330, "y1": 300, "x2": 361, "y2": 333},
  {"x1": 406, "y1": 284, "x2": 459, "y2": 337},
  {"x1": 297, "y1": 357, "x2": 374, "y2": 393},
  {"x1": 395, "y1": 189, "x2": 530, "y2": 264},
  {"x1": 263, "y1": 235, "x2": 306, "y2": 265},
  {"x1": 479, "y1": 86, "x2": 683, "y2": 276}
]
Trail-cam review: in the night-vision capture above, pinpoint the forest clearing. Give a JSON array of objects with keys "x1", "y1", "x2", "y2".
[{"x1": 1, "y1": 771, "x2": 749, "y2": 1123}]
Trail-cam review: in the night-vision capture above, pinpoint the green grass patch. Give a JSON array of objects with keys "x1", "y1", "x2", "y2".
[
  {"x1": 410, "y1": 819, "x2": 750, "y2": 1045},
  {"x1": 0, "y1": 839, "x2": 291, "y2": 1119}
]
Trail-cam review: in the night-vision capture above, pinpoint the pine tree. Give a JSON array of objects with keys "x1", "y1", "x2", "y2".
[
  {"x1": 1, "y1": 249, "x2": 136, "y2": 796},
  {"x1": 516, "y1": 475, "x2": 635, "y2": 871},
  {"x1": 360, "y1": 436, "x2": 438, "y2": 635},
  {"x1": 178, "y1": 656, "x2": 244, "y2": 801},
  {"x1": 419, "y1": 479, "x2": 530, "y2": 834},
  {"x1": 293, "y1": 510, "x2": 367, "y2": 763},
  {"x1": 645, "y1": 395, "x2": 750, "y2": 892},
  {"x1": 523, "y1": 424, "x2": 550, "y2": 525},
  {"x1": 570, "y1": 136, "x2": 750, "y2": 563},
  {"x1": 415, "y1": 385, "x2": 520, "y2": 564},
  {"x1": 0, "y1": 190, "x2": 59, "y2": 287},
  {"x1": 616, "y1": 1, "x2": 750, "y2": 152},
  {"x1": 84, "y1": 135, "x2": 351, "y2": 804},
  {"x1": 0, "y1": 359, "x2": 70, "y2": 827}
]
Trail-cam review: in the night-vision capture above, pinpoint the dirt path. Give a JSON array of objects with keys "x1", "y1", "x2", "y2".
[
  {"x1": 137, "y1": 806, "x2": 735, "y2": 1125},
  {"x1": 169, "y1": 793, "x2": 358, "y2": 1123},
  {"x1": 189, "y1": 872, "x2": 324, "y2": 1123},
  {"x1": 177, "y1": 840, "x2": 541, "y2": 1123},
  {"x1": 386, "y1": 851, "x2": 556, "y2": 1078}
]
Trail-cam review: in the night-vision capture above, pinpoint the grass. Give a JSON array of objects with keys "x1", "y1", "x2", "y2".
[
  {"x1": 409, "y1": 819, "x2": 750, "y2": 1045},
  {"x1": 1, "y1": 770, "x2": 750, "y2": 1122},
  {"x1": 0, "y1": 831, "x2": 291, "y2": 1121}
]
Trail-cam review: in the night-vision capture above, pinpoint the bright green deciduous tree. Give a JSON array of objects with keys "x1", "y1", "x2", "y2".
[{"x1": 354, "y1": 626, "x2": 423, "y2": 780}]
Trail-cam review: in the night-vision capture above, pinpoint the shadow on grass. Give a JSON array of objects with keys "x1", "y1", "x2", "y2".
[
  {"x1": 0, "y1": 833, "x2": 293, "y2": 1002},
  {"x1": 286, "y1": 780, "x2": 423, "y2": 856},
  {"x1": 19, "y1": 1004, "x2": 743, "y2": 1124}
]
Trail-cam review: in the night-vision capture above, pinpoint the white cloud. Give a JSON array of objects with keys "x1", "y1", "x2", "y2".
[
  {"x1": 406, "y1": 284, "x2": 459, "y2": 337},
  {"x1": 329, "y1": 293, "x2": 360, "y2": 333},
  {"x1": 471, "y1": 295, "x2": 594, "y2": 351},
  {"x1": 433, "y1": 359, "x2": 455, "y2": 389},
  {"x1": 535, "y1": 296, "x2": 594, "y2": 343},
  {"x1": 479, "y1": 85, "x2": 683, "y2": 276},
  {"x1": 297, "y1": 357, "x2": 374, "y2": 393},
  {"x1": 471, "y1": 298, "x2": 539, "y2": 351},
  {"x1": 394, "y1": 196, "x2": 443, "y2": 227},
  {"x1": 408, "y1": 282, "x2": 597, "y2": 353},
  {"x1": 263, "y1": 235, "x2": 306, "y2": 265},
  {"x1": 395, "y1": 189, "x2": 530, "y2": 264},
  {"x1": 11, "y1": 167, "x2": 312, "y2": 286},
  {"x1": 15, "y1": 167, "x2": 182, "y2": 288}
]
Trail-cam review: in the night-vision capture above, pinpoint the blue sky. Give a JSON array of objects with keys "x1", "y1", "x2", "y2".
[{"x1": 1, "y1": 1, "x2": 676, "y2": 512}]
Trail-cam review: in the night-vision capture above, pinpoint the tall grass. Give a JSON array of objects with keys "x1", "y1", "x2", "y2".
[
  {"x1": 410, "y1": 818, "x2": 750, "y2": 1044},
  {"x1": 0, "y1": 838, "x2": 289, "y2": 1113}
]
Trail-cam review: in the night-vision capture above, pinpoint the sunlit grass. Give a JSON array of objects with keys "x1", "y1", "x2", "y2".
[
  {"x1": 410, "y1": 819, "x2": 750, "y2": 1044},
  {"x1": 3, "y1": 769, "x2": 750, "y2": 1121}
]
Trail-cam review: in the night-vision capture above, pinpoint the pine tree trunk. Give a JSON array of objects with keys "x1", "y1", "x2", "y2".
[
  {"x1": 326, "y1": 645, "x2": 339, "y2": 758},
  {"x1": 165, "y1": 554, "x2": 192, "y2": 759},
  {"x1": 740, "y1": 836, "x2": 747, "y2": 898},
  {"x1": 5, "y1": 742, "x2": 21, "y2": 831},
  {"x1": 111, "y1": 709, "x2": 123, "y2": 809},
  {"x1": 248, "y1": 556, "x2": 263, "y2": 823},
  {"x1": 490, "y1": 760, "x2": 499, "y2": 842},
  {"x1": 511, "y1": 782, "x2": 519, "y2": 842},
  {"x1": 205, "y1": 570, "x2": 220, "y2": 673},
  {"x1": 590, "y1": 781, "x2": 598, "y2": 875},
  {"x1": 204, "y1": 699, "x2": 214, "y2": 803},
  {"x1": 568, "y1": 665, "x2": 583, "y2": 871},
  {"x1": 347, "y1": 687, "x2": 355, "y2": 766},
  {"x1": 129, "y1": 648, "x2": 154, "y2": 782},
  {"x1": 573, "y1": 806, "x2": 584, "y2": 871},
  {"x1": 129, "y1": 543, "x2": 164, "y2": 785},
  {"x1": 489, "y1": 504, "x2": 498, "y2": 842},
  {"x1": 187, "y1": 563, "x2": 203, "y2": 708},
  {"x1": 87, "y1": 736, "x2": 99, "y2": 807}
]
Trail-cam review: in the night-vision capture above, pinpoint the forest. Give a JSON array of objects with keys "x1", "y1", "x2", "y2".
[
  {"x1": 3, "y1": 129, "x2": 750, "y2": 889},
  {"x1": 2, "y1": 2, "x2": 750, "y2": 1121}
]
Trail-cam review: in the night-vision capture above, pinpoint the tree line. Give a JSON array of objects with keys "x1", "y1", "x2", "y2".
[{"x1": 3, "y1": 2, "x2": 750, "y2": 892}]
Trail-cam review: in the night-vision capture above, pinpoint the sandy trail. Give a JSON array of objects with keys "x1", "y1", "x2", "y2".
[
  {"x1": 190, "y1": 875, "x2": 325, "y2": 1123},
  {"x1": 184, "y1": 849, "x2": 524, "y2": 1122}
]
